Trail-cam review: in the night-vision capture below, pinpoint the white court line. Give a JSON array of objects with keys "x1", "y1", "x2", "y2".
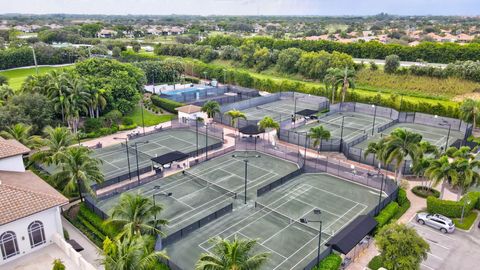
[
  {"x1": 421, "y1": 263, "x2": 435, "y2": 270},
  {"x1": 236, "y1": 232, "x2": 288, "y2": 259},
  {"x1": 302, "y1": 184, "x2": 368, "y2": 208},
  {"x1": 198, "y1": 185, "x2": 310, "y2": 248},
  {"x1": 167, "y1": 196, "x2": 232, "y2": 227},
  {"x1": 289, "y1": 197, "x2": 342, "y2": 218}
]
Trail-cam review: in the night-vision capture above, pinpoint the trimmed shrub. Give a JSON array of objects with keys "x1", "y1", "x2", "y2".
[
  {"x1": 393, "y1": 189, "x2": 411, "y2": 221},
  {"x1": 151, "y1": 95, "x2": 184, "y2": 113},
  {"x1": 368, "y1": 255, "x2": 384, "y2": 270},
  {"x1": 52, "y1": 259, "x2": 66, "y2": 270},
  {"x1": 375, "y1": 202, "x2": 399, "y2": 229},
  {"x1": 78, "y1": 204, "x2": 118, "y2": 238},
  {"x1": 122, "y1": 117, "x2": 134, "y2": 126},
  {"x1": 313, "y1": 253, "x2": 342, "y2": 270},
  {"x1": 397, "y1": 188, "x2": 408, "y2": 206},
  {"x1": 412, "y1": 186, "x2": 440, "y2": 198},
  {"x1": 427, "y1": 192, "x2": 480, "y2": 218},
  {"x1": 63, "y1": 228, "x2": 69, "y2": 240},
  {"x1": 83, "y1": 118, "x2": 103, "y2": 133}
]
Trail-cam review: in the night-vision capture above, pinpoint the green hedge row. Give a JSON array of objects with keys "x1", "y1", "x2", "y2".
[
  {"x1": 313, "y1": 253, "x2": 342, "y2": 270},
  {"x1": 375, "y1": 202, "x2": 399, "y2": 229},
  {"x1": 78, "y1": 204, "x2": 118, "y2": 239},
  {"x1": 151, "y1": 95, "x2": 184, "y2": 114},
  {"x1": 393, "y1": 189, "x2": 411, "y2": 221},
  {"x1": 412, "y1": 186, "x2": 441, "y2": 198},
  {"x1": 427, "y1": 191, "x2": 480, "y2": 218}
]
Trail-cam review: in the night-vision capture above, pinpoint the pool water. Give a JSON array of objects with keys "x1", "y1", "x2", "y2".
[{"x1": 163, "y1": 86, "x2": 211, "y2": 96}]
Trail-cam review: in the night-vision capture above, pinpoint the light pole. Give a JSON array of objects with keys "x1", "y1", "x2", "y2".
[
  {"x1": 114, "y1": 137, "x2": 132, "y2": 181},
  {"x1": 300, "y1": 209, "x2": 322, "y2": 266},
  {"x1": 152, "y1": 186, "x2": 173, "y2": 229},
  {"x1": 141, "y1": 100, "x2": 145, "y2": 135},
  {"x1": 461, "y1": 198, "x2": 471, "y2": 223},
  {"x1": 339, "y1": 116, "x2": 345, "y2": 153},
  {"x1": 232, "y1": 153, "x2": 261, "y2": 204},
  {"x1": 134, "y1": 141, "x2": 149, "y2": 184},
  {"x1": 374, "y1": 164, "x2": 385, "y2": 215},
  {"x1": 436, "y1": 116, "x2": 452, "y2": 152},
  {"x1": 203, "y1": 71, "x2": 208, "y2": 84},
  {"x1": 205, "y1": 122, "x2": 209, "y2": 160},
  {"x1": 223, "y1": 69, "x2": 227, "y2": 85},
  {"x1": 31, "y1": 46, "x2": 38, "y2": 75},
  {"x1": 371, "y1": 104, "x2": 377, "y2": 135}
]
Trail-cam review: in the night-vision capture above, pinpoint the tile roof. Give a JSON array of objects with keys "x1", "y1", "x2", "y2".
[
  {"x1": 0, "y1": 170, "x2": 68, "y2": 225},
  {"x1": 176, "y1": 104, "x2": 202, "y2": 114},
  {"x1": 0, "y1": 138, "x2": 30, "y2": 159}
]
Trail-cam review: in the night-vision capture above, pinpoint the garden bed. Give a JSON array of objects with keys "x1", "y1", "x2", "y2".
[{"x1": 412, "y1": 186, "x2": 440, "y2": 198}]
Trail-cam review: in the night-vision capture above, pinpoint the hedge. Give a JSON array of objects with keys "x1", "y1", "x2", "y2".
[
  {"x1": 427, "y1": 191, "x2": 480, "y2": 218},
  {"x1": 313, "y1": 253, "x2": 342, "y2": 270},
  {"x1": 78, "y1": 203, "x2": 118, "y2": 239},
  {"x1": 151, "y1": 95, "x2": 184, "y2": 114},
  {"x1": 374, "y1": 202, "x2": 399, "y2": 229},
  {"x1": 393, "y1": 189, "x2": 411, "y2": 221},
  {"x1": 368, "y1": 255, "x2": 384, "y2": 270},
  {"x1": 412, "y1": 186, "x2": 441, "y2": 199}
]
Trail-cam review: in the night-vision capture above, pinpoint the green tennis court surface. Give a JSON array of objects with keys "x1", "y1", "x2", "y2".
[
  {"x1": 354, "y1": 122, "x2": 465, "y2": 150},
  {"x1": 165, "y1": 173, "x2": 380, "y2": 270},
  {"x1": 94, "y1": 129, "x2": 223, "y2": 181},
  {"x1": 242, "y1": 99, "x2": 320, "y2": 122},
  {"x1": 294, "y1": 112, "x2": 392, "y2": 141},
  {"x1": 94, "y1": 150, "x2": 299, "y2": 235}
]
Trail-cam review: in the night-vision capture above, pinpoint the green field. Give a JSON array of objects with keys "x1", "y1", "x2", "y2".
[
  {"x1": 126, "y1": 105, "x2": 175, "y2": 127},
  {"x1": 0, "y1": 65, "x2": 72, "y2": 90}
]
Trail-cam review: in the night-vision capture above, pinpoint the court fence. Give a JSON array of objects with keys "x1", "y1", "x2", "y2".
[
  {"x1": 213, "y1": 92, "x2": 329, "y2": 129},
  {"x1": 91, "y1": 166, "x2": 153, "y2": 192}
]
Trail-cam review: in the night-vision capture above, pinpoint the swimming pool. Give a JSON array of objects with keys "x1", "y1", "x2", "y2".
[{"x1": 163, "y1": 86, "x2": 212, "y2": 96}]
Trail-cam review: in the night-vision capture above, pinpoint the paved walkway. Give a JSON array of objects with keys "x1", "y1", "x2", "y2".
[{"x1": 62, "y1": 216, "x2": 104, "y2": 270}]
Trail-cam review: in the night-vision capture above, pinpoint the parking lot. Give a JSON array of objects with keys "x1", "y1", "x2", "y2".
[{"x1": 409, "y1": 216, "x2": 480, "y2": 270}]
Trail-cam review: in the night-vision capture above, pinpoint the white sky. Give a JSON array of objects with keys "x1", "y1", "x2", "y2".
[{"x1": 2, "y1": 0, "x2": 479, "y2": 16}]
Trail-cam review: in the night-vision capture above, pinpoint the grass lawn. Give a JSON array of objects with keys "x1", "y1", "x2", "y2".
[
  {"x1": 0, "y1": 65, "x2": 72, "y2": 90},
  {"x1": 453, "y1": 211, "x2": 478, "y2": 230},
  {"x1": 127, "y1": 105, "x2": 175, "y2": 127}
]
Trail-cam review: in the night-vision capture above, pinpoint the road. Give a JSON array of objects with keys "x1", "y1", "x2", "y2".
[{"x1": 353, "y1": 58, "x2": 448, "y2": 68}]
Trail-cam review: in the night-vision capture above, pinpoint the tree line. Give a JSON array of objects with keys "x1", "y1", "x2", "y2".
[{"x1": 199, "y1": 35, "x2": 480, "y2": 63}]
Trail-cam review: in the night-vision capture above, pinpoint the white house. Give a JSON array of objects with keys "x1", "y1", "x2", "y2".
[
  {"x1": 176, "y1": 104, "x2": 207, "y2": 123},
  {"x1": 0, "y1": 138, "x2": 95, "y2": 270}
]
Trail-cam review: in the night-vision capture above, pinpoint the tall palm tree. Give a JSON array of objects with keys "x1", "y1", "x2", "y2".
[
  {"x1": 459, "y1": 99, "x2": 480, "y2": 130},
  {"x1": 308, "y1": 125, "x2": 331, "y2": 153},
  {"x1": 324, "y1": 68, "x2": 340, "y2": 104},
  {"x1": 102, "y1": 235, "x2": 168, "y2": 270},
  {"x1": 195, "y1": 236, "x2": 269, "y2": 270},
  {"x1": 30, "y1": 126, "x2": 75, "y2": 166},
  {"x1": 383, "y1": 128, "x2": 423, "y2": 183},
  {"x1": 86, "y1": 87, "x2": 107, "y2": 118},
  {"x1": 224, "y1": 110, "x2": 247, "y2": 131},
  {"x1": 63, "y1": 75, "x2": 90, "y2": 133},
  {"x1": 0, "y1": 123, "x2": 41, "y2": 149},
  {"x1": 412, "y1": 157, "x2": 433, "y2": 191},
  {"x1": 337, "y1": 67, "x2": 356, "y2": 103},
  {"x1": 106, "y1": 193, "x2": 167, "y2": 239},
  {"x1": 451, "y1": 158, "x2": 480, "y2": 201},
  {"x1": 364, "y1": 139, "x2": 388, "y2": 168},
  {"x1": 202, "y1": 100, "x2": 221, "y2": 120},
  {"x1": 425, "y1": 156, "x2": 458, "y2": 199},
  {"x1": 258, "y1": 116, "x2": 280, "y2": 143},
  {"x1": 46, "y1": 70, "x2": 66, "y2": 123},
  {"x1": 50, "y1": 146, "x2": 103, "y2": 201}
]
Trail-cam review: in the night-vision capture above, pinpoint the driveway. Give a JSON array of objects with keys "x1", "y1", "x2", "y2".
[{"x1": 409, "y1": 215, "x2": 480, "y2": 270}]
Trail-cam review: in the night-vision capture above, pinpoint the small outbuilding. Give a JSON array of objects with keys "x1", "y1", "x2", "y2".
[{"x1": 176, "y1": 105, "x2": 207, "y2": 123}]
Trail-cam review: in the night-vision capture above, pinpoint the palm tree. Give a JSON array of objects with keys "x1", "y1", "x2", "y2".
[
  {"x1": 412, "y1": 157, "x2": 433, "y2": 191},
  {"x1": 451, "y1": 158, "x2": 480, "y2": 200},
  {"x1": 224, "y1": 110, "x2": 247, "y2": 131},
  {"x1": 50, "y1": 146, "x2": 103, "y2": 201},
  {"x1": 0, "y1": 84, "x2": 15, "y2": 103},
  {"x1": 30, "y1": 126, "x2": 75, "y2": 166},
  {"x1": 195, "y1": 236, "x2": 269, "y2": 270},
  {"x1": 63, "y1": 75, "x2": 90, "y2": 133},
  {"x1": 308, "y1": 125, "x2": 331, "y2": 153},
  {"x1": 425, "y1": 156, "x2": 458, "y2": 199},
  {"x1": 102, "y1": 235, "x2": 168, "y2": 270},
  {"x1": 258, "y1": 116, "x2": 280, "y2": 143},
  {"x1": 46, "y1": 70, "x2": 66, "y2": 123},
  {"x1": 202, "y1": 100, "x2": 221, "y2": 120},
  {"x1": 459, "y1": 99, "x2": 480, "y2": 130},
  {"x1": 324, "y1": 68, "x2": 340, "y2": 104},
  {"x1": 337, "y1": 67, "x2": 356, "y2": 103},
  {"x1": 106, "y1": 193, "x2": 167, "y2": 239},
  {"x1": 383, "y1": 128, "x2": 423, "y2": 183},
  {"x1": 86, "y1": 87, "x2": 107, "y2": 118},
  {"x1": 0, "y1": 123, "x2": 41, "y2": 149},
  {"x1": 364, "y1": 139, "x2": 387, "y2": 166}
]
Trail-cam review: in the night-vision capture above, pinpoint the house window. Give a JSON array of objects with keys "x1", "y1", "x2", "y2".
[
  {"x1": 28, "y1": 221, "x2": 46, "y2": 248},
  {"x1": 0, "y1": 231, "x2": 19, "y2": 260}
]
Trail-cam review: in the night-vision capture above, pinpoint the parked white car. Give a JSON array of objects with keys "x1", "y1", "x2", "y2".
[{"x1": 416, "y1": 212, "x2": 455, "y2": 233}]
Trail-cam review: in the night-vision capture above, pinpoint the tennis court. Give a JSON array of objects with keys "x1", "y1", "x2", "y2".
[
  {"x1": 294, "y1": 112, "x2": 392, "y2": 141},
  {"x1": 94, "y1": 129, "x2": 223, "y2": 181},
  {"x1": 94, "y1": 150, "x2": 299, "y2": 235},
  {"x1": 242, "y1": 99, "x2": 320, "y2": 122},
  {"x1": 165, "y1": 173, "x2": 380, "y2": 269},
  {"x1": 355, "y1": 122, "x2": 465, "y2": 150}
]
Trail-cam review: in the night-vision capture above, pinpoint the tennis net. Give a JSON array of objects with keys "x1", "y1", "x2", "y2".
[
  {"x1": 315, "y1": 119, "x2": 367, "y2": 133},
  {"x1": 120, "y1": 142, "x2": 153, "y2": 160},
  {"x1": 184, "y1": 171, "x2": 237, "y2": 199},
  {"x1": 256, "y1": 105, "x2": 290, "y2": 116},
  {"x1": 255, "y1": 202, "x2": 331, "y2": 237}
]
